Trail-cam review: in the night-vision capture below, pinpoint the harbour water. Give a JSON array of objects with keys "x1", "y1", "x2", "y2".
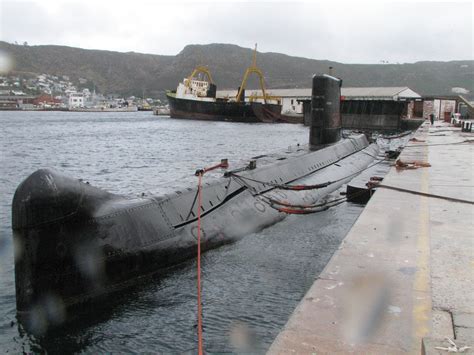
[{"x1": 0, "y1": 111, "x2": 363, "y2": 353}]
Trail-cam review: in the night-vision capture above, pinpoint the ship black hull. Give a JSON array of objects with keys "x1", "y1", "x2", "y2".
[
  {"x1": 167, "y1": 93, "x2": 286, "y2": 123},
  {"x1": 251, "y1": 102, "x2": 303, "y2": 124},
  {"x1": 167, "y1": 93, "x2": 259, "y2": 122}
]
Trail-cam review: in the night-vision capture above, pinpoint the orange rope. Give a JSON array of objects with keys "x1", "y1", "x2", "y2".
[
  {"x1": 194, "y1": 159, "x2": 229, "y2": 354},
  {"x1": 197, "y1": 172, "x2": 204, "y2": 355}
]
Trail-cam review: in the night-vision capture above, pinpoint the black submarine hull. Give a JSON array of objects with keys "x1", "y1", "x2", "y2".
[{"x1": 12, "y1": 135, "x2": 377, "y2": 327}]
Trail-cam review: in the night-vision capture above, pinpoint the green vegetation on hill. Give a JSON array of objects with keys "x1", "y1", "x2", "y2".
[{"x1": 1, "y1": 41, "x2": 472, "y2": 99}]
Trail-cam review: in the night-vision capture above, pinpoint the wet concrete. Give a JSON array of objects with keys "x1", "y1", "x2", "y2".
[{"x1": 268, "y1": 121, "x2": 473, "y2": 354}]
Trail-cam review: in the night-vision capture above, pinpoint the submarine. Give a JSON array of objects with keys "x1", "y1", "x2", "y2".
[{"x1": 12, "y1": 75, "x2": 379, "y2": 330}]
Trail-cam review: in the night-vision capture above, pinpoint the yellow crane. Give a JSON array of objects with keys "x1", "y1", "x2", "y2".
[
  {"x1": 185, "y1": 66, "x2": 214, "y2": 87},
  {"x1": 235, "y1": 44, "x2": 279, "y2": 104}
]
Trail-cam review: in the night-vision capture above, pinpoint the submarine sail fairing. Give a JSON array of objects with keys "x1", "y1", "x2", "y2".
[{"x1": 11, "y1": 75, "x2": 378, "y2": 329}]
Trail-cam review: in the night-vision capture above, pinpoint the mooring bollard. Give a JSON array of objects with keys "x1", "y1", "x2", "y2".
[{"x1": 461, "y1": 120, "x2": 472, "y2": 132}]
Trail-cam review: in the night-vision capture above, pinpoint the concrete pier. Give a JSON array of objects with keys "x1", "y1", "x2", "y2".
[{"x1": 269, "y1": 121, "x2": 473, "y2": 354}]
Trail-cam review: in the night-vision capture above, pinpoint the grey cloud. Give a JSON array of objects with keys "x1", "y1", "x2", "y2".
[{"x1": 0, "y1": 1, "x2": 472, "y2": 63}]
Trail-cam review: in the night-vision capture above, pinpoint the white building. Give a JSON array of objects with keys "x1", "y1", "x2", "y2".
[{"x1": 68, "y1": 92, "x2": 84, "y2": 108}]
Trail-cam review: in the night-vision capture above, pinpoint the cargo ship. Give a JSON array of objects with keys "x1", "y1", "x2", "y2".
[{"x1": 166, "y1": 45, "x2": 298, "y2": 123}]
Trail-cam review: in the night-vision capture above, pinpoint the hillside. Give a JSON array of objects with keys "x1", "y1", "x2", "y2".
[{"x1": 1, "y1": 41, "x2": 472, "y2": 98}]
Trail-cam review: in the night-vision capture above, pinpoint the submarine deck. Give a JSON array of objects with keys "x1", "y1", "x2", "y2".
[{"x1": 268, "y1": 121, "x2": 474, "y2": 354}]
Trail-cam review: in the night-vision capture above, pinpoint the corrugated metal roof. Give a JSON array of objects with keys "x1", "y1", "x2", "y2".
[
  {"x1": 342, "y1": 87, "x2": 405, "y2": 98},
  {"x1": 216, "y1": 87, "x2": 421, "y2": 100},
  {"x1": 342, "y1": 87, "x2": 421, "y2": 100},
  {"x1": 217, "y1": 89, "x2": 310, "y2": 98}
]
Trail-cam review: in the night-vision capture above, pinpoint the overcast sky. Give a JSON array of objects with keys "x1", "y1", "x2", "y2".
[{"x1": 0, "y1": 0, "x2": 472, "y2": 63}]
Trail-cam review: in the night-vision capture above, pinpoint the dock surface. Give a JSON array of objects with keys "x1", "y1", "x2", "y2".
[{"x1": 269, "y1": 121, "x2": 473, "y2": 354}]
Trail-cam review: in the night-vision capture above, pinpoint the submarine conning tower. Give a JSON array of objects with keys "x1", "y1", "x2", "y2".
[{"x1": 309, "y1": 74, "x2": 342, "y2": 149}]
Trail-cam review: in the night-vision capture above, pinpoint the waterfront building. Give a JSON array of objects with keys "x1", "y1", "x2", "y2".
[{"x1": 68, "y1": 92, "x2": 84, "y2": 108}]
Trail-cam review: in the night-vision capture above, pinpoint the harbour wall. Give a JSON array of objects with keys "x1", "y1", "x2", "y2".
[
  {"x1": 342, "y1": 113, "x2": 401, "y2": 131},
  {"x1": 268, "y1": 121, "x2": 474, "y2": 353}
]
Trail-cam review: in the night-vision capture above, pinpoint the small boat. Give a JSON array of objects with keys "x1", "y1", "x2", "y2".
[{"x1": 153, "y1": 106, "x2": 170, "y2": 115}]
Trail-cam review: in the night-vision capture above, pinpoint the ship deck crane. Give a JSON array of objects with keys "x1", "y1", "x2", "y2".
[
  {"x1": 235, "y1": 44, "x2": 279, "y2": 104},
  {"x1": 185, "y1": 66, "x2": 214, "y2": 87}
]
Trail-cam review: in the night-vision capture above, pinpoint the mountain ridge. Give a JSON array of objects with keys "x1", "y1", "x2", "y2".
[{"x1": 1, "y1": 41, "x2": 472, "y2": 98}]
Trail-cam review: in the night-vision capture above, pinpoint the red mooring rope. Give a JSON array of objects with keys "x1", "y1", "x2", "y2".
[
  {"x1": 196, "y1": 172, "x2": 203, "y2": 355},
  {"x1": 194, "y1": 159, "x2": 229, "y2": 354}
]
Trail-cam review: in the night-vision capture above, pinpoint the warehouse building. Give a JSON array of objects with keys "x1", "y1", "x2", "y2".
[
  {"x1": 338, "y1": 87, "x2": 422, "y2": 130},
  {"x1": 218, "y1": 87, "x2": 422, "y2": 130}
]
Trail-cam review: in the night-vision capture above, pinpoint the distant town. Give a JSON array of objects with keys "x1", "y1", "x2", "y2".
[{"x1": 0, "y1": 73, "x2": 164, "y2": 111}]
